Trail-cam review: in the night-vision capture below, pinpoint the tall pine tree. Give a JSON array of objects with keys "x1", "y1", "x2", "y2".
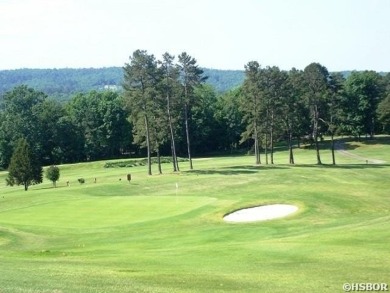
[
  {"x1": 6, "y1": 138, "x2": 43, "y2": 191},
  {"x1": 240, "y1": 61, "x2": 263, "y2": 165},
  {"x1": 123, "y1": 50, "x2": 160, "y2": 175},
  {"x1": 178, "y1": 52, "x2": 207, "y2": 170},
  {"x1": 303, "y1": 63, "x2": 330, "y2": 165},
  {"x1": 159, "y1": 53, "x2": 181, "y2": 172}
]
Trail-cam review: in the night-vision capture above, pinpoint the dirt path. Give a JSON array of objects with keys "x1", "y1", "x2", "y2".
[{"x1": 335, "y1": 141, "x2": 386, "y2": 164}]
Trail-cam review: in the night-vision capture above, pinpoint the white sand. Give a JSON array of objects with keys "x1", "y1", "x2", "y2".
[{"x1": 223, "y1": 204, "x2": 298, "y2": 223}]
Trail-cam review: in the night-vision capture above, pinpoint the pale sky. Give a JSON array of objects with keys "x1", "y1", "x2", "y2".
[{"x1": 0, "y1": 0, "x2": 389, "y2": 71}]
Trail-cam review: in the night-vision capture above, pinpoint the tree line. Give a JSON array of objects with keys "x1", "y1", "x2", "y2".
[
  {"x1": 239, "y1": 62, "x2": 390, "y2": 165},
  {"x1": 1, "y1": 50, "x2": 390, "y2": 182}
]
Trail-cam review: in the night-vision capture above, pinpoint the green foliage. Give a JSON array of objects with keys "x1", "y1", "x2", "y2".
[
  {"x1": 240, "y1": 61, "x2": 263, "y2": 164},
  {"x1": 190, "y1": 84, "x2": 220, "y2": 153},
  {"x1": 303, "y1": 62, "x2": 332, "y2": 164},
  {"x1": 1, "y1": 57, "x2": 390, "y2": 173},
  {"x1": 178, "y1": 52, "x2": 207, "y2": 170},
  {"x1": 214, "y1": 87, "x2": 244, "y2": 151},
  {"x1": 343, "y1": 71, "x2": 385, "y2": 138},
  {"x1": 46, "y1": 165, "x2": 60, "y2": 187},
  {"x1": 123, "y1": 50, "x2": 160, "y2": 175},
  {"x1": 160, "y1": 52, "x2": 182, "y2": 172},
  {"x1": 377, "y1": 94, "x2": 390, "y2": 133},
  {"x1": 123, "y1": 50, "x2": 208, "y2": 174},
  {"x1": 6, "y1": 138, "x2": 43, "y2": 191},
  {"x1": 0, "y1": 85, "x2": 47, "y2": 168},
  {"x1": 103, "y1": 157, "x2": 188, "y2": 168},
  {"x1": 66, "y1": 90, "x2": 131, "y2": 161},
  {"x1": 260, "y1": 66, "x2": 290, "y2": 164},
  {"x1": 0, "y1": 85, "x2": 132, "y2": 168}
]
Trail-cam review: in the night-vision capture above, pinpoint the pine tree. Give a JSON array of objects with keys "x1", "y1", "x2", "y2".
[
  {"x1": 240, "y1": 61, "x2": 263, "y2": 165},
  {"x1": 283, "y1": 68, "x2": 309, "y2": 164},
  {"x1": 160, "y1": 52, "x2": 180, "y2": 172},
  {"x1": 6, "y1": 138, "x2": 43, "y2": 191},
  {"x1": 178, "y1": 52, "x2": 207, "y2": 170},
  {"x1": 123, "y1": 50, "x2": 159, "y2": 175},
  {"x1": 303, "y1": 63, "x2": 331, "y2": 165}
]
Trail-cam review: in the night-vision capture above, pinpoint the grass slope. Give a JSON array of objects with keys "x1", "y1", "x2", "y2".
[{"x1": 0, "y1": 138, "x2": 389, "y2": 292}]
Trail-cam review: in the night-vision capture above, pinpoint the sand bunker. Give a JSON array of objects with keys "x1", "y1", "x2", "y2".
[{"x1": 223, "y1": 204, "x2": 298, "y2": 223}]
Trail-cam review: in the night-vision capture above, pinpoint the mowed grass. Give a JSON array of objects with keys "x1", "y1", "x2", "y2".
[{"x1": 0, "y1": 138, "x2": 389, "y2": 293}]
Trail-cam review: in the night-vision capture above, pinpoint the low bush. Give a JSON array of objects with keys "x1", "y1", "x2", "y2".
[{"x1": 104, "y1": 157, "x2": 188, "y2": 168}]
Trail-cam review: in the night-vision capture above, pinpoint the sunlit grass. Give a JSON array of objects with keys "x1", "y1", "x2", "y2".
[{"x1": 0, "y1": 137, "x2": 389, "y2": 292}]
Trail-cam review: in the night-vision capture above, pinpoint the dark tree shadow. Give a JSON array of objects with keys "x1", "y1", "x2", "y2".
[
  {"x1": 290, "y1": 163, "x2": 390, "y2": 169},
  {"x1": 337, "y1": 136, "x2": 390, "y2": 150},
  {"x1": 185, "y1": 163, "x2": 389, "y2": 175},
  {"x1": 31, "y1": 185, "x2": 69, "y2": 191},
  {"x1": 184, "y1": 165, "x2": 290, "y2": 175}
]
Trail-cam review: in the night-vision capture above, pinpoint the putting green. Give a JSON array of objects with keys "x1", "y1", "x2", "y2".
[{"x1": 0, "y1": 195, "x2": 216, "y2": 229}]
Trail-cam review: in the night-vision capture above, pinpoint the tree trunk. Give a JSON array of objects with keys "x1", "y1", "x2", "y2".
[
  {"x1": 167, "y1": 94, "x2": 179, "y2": 172},
  {"x1": 184, "y1": 103, "x2": 193, "y2": 170},
  {"x1": 270, "y1": 111, "x2": 274, "y2": 164},
  {"x1": 170, "y1": 140, "x2": 179, "y2": 172},
  {"x1": 331, "y1": 133, "x2": 336, "y2": 165},
  {"x1": 157, "y1": 148, "x2": 162, "y2": 174},
  {"x1": 289, "y1": 131, "x2": 295, "y2": 164},
  {"x1": 255, "y1": 137, "x2": 260, "y2": 165},
  {"x1": 24, "y1": 182, "x2": 28, "y2": 191},
  {"x1": 313, "y1": 106, "x2": 322, "y2": 165},
  {"x1": 370, "y1": 117, "x2": 375, "y2": 139},
  {"x1": 314, "y1": 136, "x2": 321, "y2": 165},
  {"x1": 254, "y1": 123, "x2": 261, "y2": 165},
  {"x1": 264, "y1": 133, "x2": 268, "y2": 165},
  {"x1": 144, "y1": 114, "x2": 152, "y2": 175}
]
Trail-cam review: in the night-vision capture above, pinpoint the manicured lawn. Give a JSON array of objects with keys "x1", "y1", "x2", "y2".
[{"x1": 0, "y1": 138, "x2": 389, "y2": 292}]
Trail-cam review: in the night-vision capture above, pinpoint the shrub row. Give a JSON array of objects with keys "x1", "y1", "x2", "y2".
[{"x1": 103, "y1": 157, "x2": 189, "y2": 168}]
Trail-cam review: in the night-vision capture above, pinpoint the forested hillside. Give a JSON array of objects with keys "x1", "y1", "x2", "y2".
[
  {"x1": 0, "y1": 49, "x2": 389, "y2": 174},
  {"x1": 0, "y1": 67, "x2": 244, "y2": 101}
]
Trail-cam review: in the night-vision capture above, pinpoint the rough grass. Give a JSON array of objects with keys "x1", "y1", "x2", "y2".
[{"x1": 0, "y1": 137, "x2": 389, "y2": 292}]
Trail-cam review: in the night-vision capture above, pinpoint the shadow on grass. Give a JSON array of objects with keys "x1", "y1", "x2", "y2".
[
  {"x1": 32, "y1": 185, "x2": 70, "y2": 191},
  {"x1": 298, "y1": 136, "x2": 389, "y2": 151},
  {"x1": 290, "y1": 163, "x2": 390, "y2": 169},
  {"x1": 185, "y1": 163, "x2": 390, "y2": 176},
  {"x1": 337, "y1": 135, "x2": 390, "y2": 150},
  {"x1": 184, "y1": 165, "x2": 290, "y2": 175}
]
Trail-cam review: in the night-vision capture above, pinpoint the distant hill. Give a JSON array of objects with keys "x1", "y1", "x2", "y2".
[
  {"x1": 0, "y1": 67, "x2": 245, "y2": 101},
  {"x1": 202, "y1": 68, "x2": 244, "y2": 92}
]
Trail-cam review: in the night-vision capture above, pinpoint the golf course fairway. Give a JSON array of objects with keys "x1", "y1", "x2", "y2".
[{"x1": 0, "y1": 137, "x2": 389, "y2": 292}]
